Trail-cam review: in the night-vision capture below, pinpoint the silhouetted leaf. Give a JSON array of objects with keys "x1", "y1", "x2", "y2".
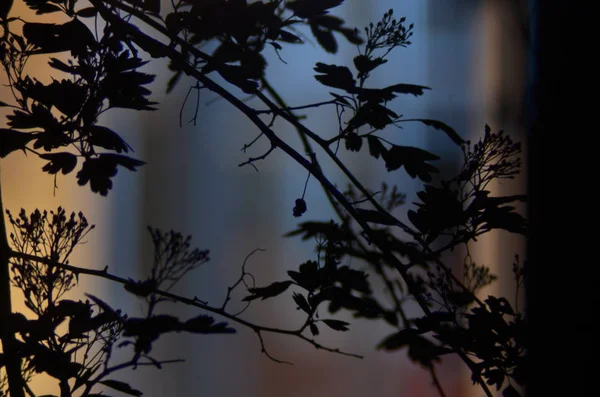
[
  {"x1": 104, "y1": 153, "x2": 145, "y2": 171},
  {"x1": 33, "y1": 130, "x2": 70, "y2": 152},
  {"x1": 0, "y1": 100, "x2": 11, "y2": 107},
  {"x1": 353, "y1": 55, "x2": 387, "y2": 76},
  {"x1": 354, "y1": 88, "x2": 396, "y2": 103},
  {"x1": 99, "y1": 380, "x2": 143, "y2": 397},
  {"x1": 367, "y1": 135, "x2": 387, "y2": 159},
  {"x1": 348, "y1": 102, "x2": 398, "y2": 130},
  {"x1": 218, "y1": 64, "x2": 259, "y2": 94},
  {"x1": 292, "y1": 292, "x2": 312, "y2": 314},
  {"x1": 166, "y1": 69, "x2": 183, "y2": 94},
  {"x1": 128, "y1": 315, "x2": 183, "y2": 336},
  {"x1": 287, "y1": 260, "x2": 321, "y2": 291},
  {"x1": 310, "y1": 22, "x2": 337, "y2": 53},
  {"x1": 23, "y1": 79, "x2": 87, "y2": 117},
  {"x1": 240, "y1": 52, "x2": 267, "y2": 80},
  {"x1": 106, "y1": 50, "x2": 150, "y2": 72},
  {"x1": 0, "y1": 0, "x2": 13, "y2": 19},
  {"x1": 383, "y1": 311, "x2": 398, "y2": 327},
  {"x1": 24, "y1": 0, "x2": 61, "y2": 15},
  {"x1": 383, "y1": 145, "x2": 439, "y2": 182},
  {"x1": 356, "y1": 84, "x2": 429, "y2": 103},
  {"x1": 503, "y1": 385, "x2": 521, "y2": 397},
  {"x1": 40, "y1": 152, "x2": 78, "y2": 175},
  {"x1": 310, "y1": 288, "x2": 380, "y2": 317},
  {"x1": 511, "y1": 356, "x2": 526, "y2": 385},
  {"x1": 485, "y1": 296, "x2": 514, "y2": 315},
  {"x1": 75, "y1": 159, "x2": 113, "y2": 195},
  {"x1": 378, "y1": 328, "x2": 418, "y2": 351},
  {"x1": 184, "y1": 315, "x2": 236, "y2": 334},
  {"x1": 310, "y1": 14, "x2": 344, "y2": 28},
  {"x1": 102, "y1": 67, "x2": 157, "y2": 111},
  {"x1": 409, "y1": 184, "x2": 464, "y2": 237},
  {"x1": 69, "y1": 311, "x2": 118, "y2": 338},
  {"x1": 344, "y1": 133, "x2": 362, "y2": 151},
  {"x1": 76, "y1": 7, "x2": 98, "y2": 18},
  {"x1": 483, "y1": 368, "x2": 505, "y2": 390},
  {"x1": 66, "y1": 305, "x2": 96, "y2": 338},
  {"x1": 88, "y1": 125, "x2": 133, "y2": 153},
  {"x1": 140, "y1": 0, "x2": 161, "y2": 14},
  {"x1": 387, "y1": 83, "x2": 430, "y2": 97},
  {"x1": 124, "y1": 279, "x2": 156, "y2": 297},
  {"x1": 76, "y1": 154, "x2": 144, "y2": 195},
  {"x1": 55, "y1": 300, "x2": 91, "y2": 319},
  {"x1": 413, "y1": 311, "x2": 455, "y2": 332},
  {"x1": 278, "y1": 30, "x2": 302, "y2": 43},
  {"x1": 85, "y1": 294, "x2": 118, "y2": 317},
  {"x1": 313, "y1": 62, "x2": 356, "y2": 91},
  {"x1": 243, "y1": 281, "x2": 293, "y2": 301},
  {"x1": 477, "y1": 206, "x2": 527, "y2": 235},
  {"x1": 336, "y1": 266, "x2": 370, "y2": 293},
  {"x1": 309, "y1": 323, "x2": 319, "y2": 336},
  {"x1": 7, "y1": 103, "x2": 58, "y2": 130},
  {"x1": 285, "y1": 221, "x2": 351, "y2": 243},
  {"x1": 338, "y1": 27, "x2": 363, "y2": 45},
  {"x1": 9, "y1": 33, "x2": 26, "y2": 53},
  {"x1": 48, "y1": 58, "x2": 95, "y2": 82},
  {"x1": 287, "y1": 0, "x2": 345, "y2": 19},
  {"x1": 329, "y1": 92, "x2": 351, "y2": 106},
  {"x1": 25, "y1": 342, "x2": 83, "y2": 379},
  {"x1": 407, "y1": 335, "x2": 447, "y2": 368},
  {"x1": 0, "y1": 129, "x2": 34, "y2": 158},
  {"x1": 446, "y1": 291, "x2": 475, "y2": 307},
  {"x1": 418, "y1": 119, "x2": 464, "y2": 145},
  {"x1": 322, "y1": 319, "x2": 350, "y2": 331},
  {"x1": 23, "y1": 19, "x2": 96, "y2": 55}
]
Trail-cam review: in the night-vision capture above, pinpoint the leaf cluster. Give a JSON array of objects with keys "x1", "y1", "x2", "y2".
[
  {"x1": 243, "y1": 221, "x2": 374, "y2": 336},
  {"x1": 2, "y1": 210, "x2": 234, "y2": 397},
  {"x1": 1, "y1": 9, "x2": 152, "y2": 194}
]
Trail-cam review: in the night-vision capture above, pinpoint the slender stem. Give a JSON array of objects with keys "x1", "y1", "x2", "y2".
[
  {"x1": 429, "y1": 365, "x2": 448, "y2": 397},
  {"x1": 255, "y1": 99, "x2": 337, "y2": 114},
  {"x1": 0, "y1": 169, "x2": 25, "y2": 397}
]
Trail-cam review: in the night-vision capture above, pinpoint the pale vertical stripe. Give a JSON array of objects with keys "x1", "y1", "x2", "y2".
[
  {"x1": 1, "y1": 1, "x2": 111, "y2": 395},
  {"x1": 467, "y1": 2, "x2": 527, "y2": 397}
]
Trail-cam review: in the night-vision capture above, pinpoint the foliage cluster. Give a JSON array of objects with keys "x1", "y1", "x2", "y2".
[{"x1": 0, "y1": 1, "x2": 527, "y2": 397}]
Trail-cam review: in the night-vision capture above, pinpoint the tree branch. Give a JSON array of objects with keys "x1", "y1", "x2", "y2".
[{"x1": 9, "y1": 250, "x2": 363, "y2": 361}]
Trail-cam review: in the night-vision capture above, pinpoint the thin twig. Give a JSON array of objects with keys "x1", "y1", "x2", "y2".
[
  {"x1": 238, "y1": 145, "x2": 276, "y2": 169},
  {"x1": 255, "y1": 99, "x2": 337, "y2": 114},
  {"x1": 221, "y1": 248, "x2": 264, "y2": 312},
  {"x1": 241, "y1": 132, "x2": 264, "y2": 153},
  {"x1": 429, "y1": 365, "x2": 448, "y2": 397}
]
